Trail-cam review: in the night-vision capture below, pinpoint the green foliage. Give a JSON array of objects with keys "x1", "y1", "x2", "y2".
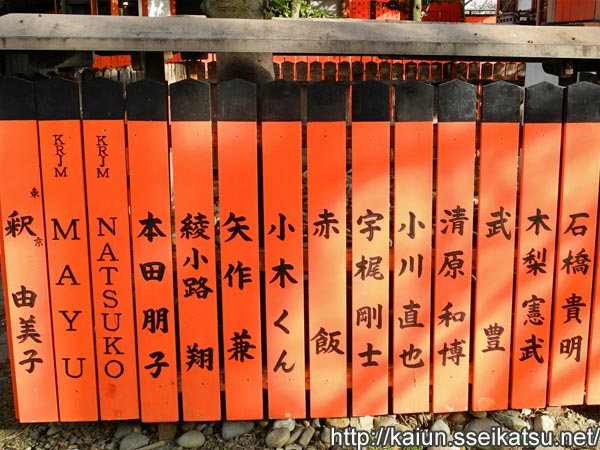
[{"x1": 264, "y1": 0, "x2": 331, "y2": 18}]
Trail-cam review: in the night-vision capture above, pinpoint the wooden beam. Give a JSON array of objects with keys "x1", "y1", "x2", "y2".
[{"x1": 0, "y1": 14, "x2": 600, "y2": 60}]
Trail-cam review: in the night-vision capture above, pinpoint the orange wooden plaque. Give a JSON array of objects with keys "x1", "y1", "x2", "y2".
[
  {"x1": 126, "y1": 80, "x2": 178, "y2": 422},
  {"x1": 549, "y1": 83, "x2": 600, "y2": 405},
  {"x1": 82, "y1": 78, "x2": 139, "y2": 420},
  {"x1": 170, "y1": 79, "x2": 221, "y2": 421},
  {"x1": 217, "y1": 80, "x2": 263, "y2": 420},
  {"x1": 36, "y1": 78, "x2": 98, "y2": 421},
  {"x1": 307, "y1": 82, "x2": 348, "y2": 418},
  {"x1": 351, "y1": 82, "x2": 390, "y2": 416},
  {"x1": 472, "y1": 82, "x2": 520, "y2": 411},
  {"x1": 511, "y1": 83, "x2": 563, "y2": 409},
  {"x1": 0, "y1": 78, "x2": 59, "y2": 422},
  {"x1": 261, "y1": 81, "x2": 306, "y2": 418},
  {"x1": 432, "y1": 81, "x2": 477, "y2": 413},
  {"x1": 393, "y1": 81, "x2": 434, "y2": 413}
]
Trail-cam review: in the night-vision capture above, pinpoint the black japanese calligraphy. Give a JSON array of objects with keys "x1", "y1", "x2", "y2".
[
  {"x1": 138, "y1": 212, "x2": 166, "y2": 242},
  {"x1": 564, "y1": 212, "x2": 589, "y2": 237},
  {"x1": 274, "y1": 310, "x2": 290, "y2": 335},
  {"x1": 560, "y1": 336, "x2": 583, "y2": 363},
  {"x1": 519, "y1": 334, "x2": 544, "y2": 363},
  {"x1": 482, "y1": 323, "x2": 505, "y2": 352},
  {"x1": 523, "y1": 248, "x2": 547, "y2": 276},
  {"x1": 5, "y1": 210, "x2": 36, "y2": 238},
  {"x1": 144, "y1": 351, "x2": 169, "y2": 378},
  {"x1": 311, "y1": 327, "x2": 344, "y2": 355},
  {"x1": 440, "y1": 206, "x2": 468, "y2": 235},
  {"x1": 182, "y1": 276, "x2": 213, "y2": 299},
  {"x1": 358, "y1": 343, "x2": 382, "y2": 367},
  {"x1": 12, "y1": 285, "x2": 37, "y2": 308},
  {"x1": 223, "y1": 212, "x2": 252, "y2": 242},
  {"x1": 438, "y1": 339, "x2": 466, "y2": 366},
  {"x1": 273, "y1": 349, "x2": 295, "y2": 373},
  {"x1": 142, "y1": 308, "x2": 169, "y2": 333},
  {"x1": 399, "y1": 343, "x2": 425, "y2": 368},
  {"x1": 398, "y1": 299, "x2": 424, "y2": 329},
  {"x1": 354, "y1": 256, "x2": 384, "y2": 280},
  {"x1": 268, "y1": 213, "x2": 295, "y2": 241},
  {"x1": 16, "y1": 315, "x2": 41, "y2": 343},
  {"x1": 398, "y1": 255, "x2": 423, "y2": 278},
  {"x1": 227, "y1": 329, "x2": 256, "y2": 362},
  {"x1": 526, "y1": 208, "x2": 552, "y2": 235},
  {"x1": 357, "y1": 209, "x2": 384, "y2": 241},
  {"x1": 180, "y1": 212, "x2": 210, "y2": 240},
  {"x1": 313, "y1": 209, "x2": 340, "y2": 239},
  {"x1": 19, "y1": 349, "x2": 42, "y2": 373},
  {"x1": 185, "y1": 344, "x2": 214, "y2": 371},
  {"x1": 139, "y1": 262, "x2": 166, "y2": 281},
  {"x1": 522, "y1": 294, "x2": 546, "y2": 326},
  {"x1": 437, "y1": 250, "x2": 465, "y2": 278},
  {"x1": 562, "y1": 293, "x2": 586, "y2": 324},
  {"x1": 561, "y1": 248, "x2": 591, "y2": 275},
  {"x1": 398, "y1": 211, "x2": 425, "y2": 239},
  {"x1": 223, "y1": 261, "x2": 252, "y2": 290},
  {"x1": 270, "y1": 258, "x2": 298, "y2": 288},
  {"x1": 356, "y1": 304, "x2": 383, "y2": 329},
  {"x1": 485, "y1": 206, "x2": 512, "y2": 239},
  {"x1": 437, "y1": 302, "x2": 466, "y2": 327},
  {"x1": 183, "y1": 248, "x2": 209, "y2": 270}
]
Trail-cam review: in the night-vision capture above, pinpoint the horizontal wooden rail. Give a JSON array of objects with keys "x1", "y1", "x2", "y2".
[{"x1": 1, "y1": 14, "x2": 600, "y2": 60}]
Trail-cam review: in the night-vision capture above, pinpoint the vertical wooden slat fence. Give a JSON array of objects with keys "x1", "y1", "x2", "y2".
[{"x1": 2, "y1": 76, "x2": 600, "y2": 422}]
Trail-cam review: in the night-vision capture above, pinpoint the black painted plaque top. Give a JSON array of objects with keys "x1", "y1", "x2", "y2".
[
  {"x1": 125, "y1": 80, "x2": 167, "y2": 121},
  {"x1": 170, "y1": 79, "x2": 211, "y2": 122},
  {"x1": 261, "y1": 80, "x2": 301, "y2": 122},
  {"x1": 307, "y1": 82, "x2": 346, "y2": 122},
  {"x1": 394, "y1": 81, "x2": 434, "y2": 122},
  {"x1": 217, "y1": 79, "x2": 257, "y2": 121},
  {"x1": 35, "y1": 77, "x2": 80, "y2": 120},
  {"x1": 439, "y1": 80, "x2": 477, "y2": 122},
  {"x1": 82, "y1": 77, "x2": 124, "y2": 120},
  {"x1": 0, "y1": 77, "x2": 36, "y2": 120},
  {"x1": 481, "y1": 81, "x2": 521, "y2": 123},
  {"x1": 352, "y1": 81, "x2": 389, "y2": 122},
  {"x1": 524, "y1": 82, "x2": 563, "y2": 123},
  {"x1": 567, "y1": 82, "x2": 600, "y2": 123}
]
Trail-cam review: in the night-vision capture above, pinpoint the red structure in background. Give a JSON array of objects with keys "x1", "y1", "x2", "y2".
[{"x1": 348, "y1": 0, "x2": 463, "y2": 21}]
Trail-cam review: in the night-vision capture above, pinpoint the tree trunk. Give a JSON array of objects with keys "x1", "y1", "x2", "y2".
[
  {"x1": 205, "y1": 0, "x2": 275, "y2": 85},
  {"x1": 412, "y1": 0, "x2": 422, "y2": 21},
  {"x1": 290, "y1": 0, "x2": 301, "y2": 18}
]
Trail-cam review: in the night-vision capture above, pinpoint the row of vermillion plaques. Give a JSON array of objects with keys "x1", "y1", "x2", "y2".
[{"x1": 1, "y1": 77, "x2": 600, "y2": 422}]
